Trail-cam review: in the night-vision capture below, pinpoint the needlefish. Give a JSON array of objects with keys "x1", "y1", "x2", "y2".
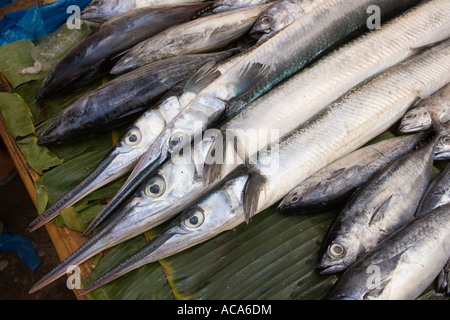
[
  {"x1": 81, "y1": 0, "x2": 211, "y2": 23},
  {"x1": 28, "y1": 51, "x2": 239, "y2": 233},
  {"x1": 86, "y1": 0, "x2": 424, "y2": 238},
  {"x1": 76, "y1": 39, "x2": 450, "y2": 295},
  {"x1": 36, "y1": 3, "x2": 212, "y2": 99},
  {"x1": 28, "y1": 43, "x2": 249, "y2": 233}
]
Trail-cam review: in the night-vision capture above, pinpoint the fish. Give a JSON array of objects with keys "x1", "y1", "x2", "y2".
[
  {"x1": 37, "y1": 51, "x2": 238, "y2": 145},
  {"x1": 111, "y1": 4, "x2": 272, "y2": 75},
  {"x1": 398, "y1": 82, "x2": 450, "y2": 133},
  {"x1": 88, "y1": 0, "x2": 424, "y2": 240},
  {"x1": 249, "y1": 0, "x2": 324, "y2": 43},
  {"x1": 433, "y1": 121, "x2": 450, "y2": 160},
  {"x1": 318, "y1": 134, "x2": 438, "y2": 275},
  {"x1": 415, "y1": 162, "x2": 450, "y2": 297},
  {"x1": 81, "y1": 0, "x2": 211, "y2": 23},
  {"x1": 212, "y1": 0, "x2": 275, "y2": 13},
  {"x1": 36, "y1": 3, "x2": 212, "y2": 100},
  {"x1": 27, "y1": 52, "x2": 237, "y2": 233},
  {"x1": 326, "y1": 204, "x2": 450, "y2": 300},
  {"x1": 277, "y1": 133, "x2": 427, "y2": 214},
  {"x1": 203, "y1": 0, "x2": 450, "y2": 185},
  {"x1": 76, "y1": 39, "x2": 450, "y2": 295}
]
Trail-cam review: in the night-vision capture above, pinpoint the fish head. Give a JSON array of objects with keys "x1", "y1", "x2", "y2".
[
  {"x1": 434, "y1": 132, "x2": 450, "y2": 160},
  {"x1": 398, "y1": 108, "x2": 431, "y2": 133},
  {"x1": 81, "y1": 0, "x2": 136, "y2": 23},
  {"x1": 277, "y1": 180, "x2": 324, "y2": 213},
  {"x1": 250, "y1": 0, "x2": 305, "y2": 42},
  {"x1": 318, "y1": 233, "x2": 365, "y2": 274}
]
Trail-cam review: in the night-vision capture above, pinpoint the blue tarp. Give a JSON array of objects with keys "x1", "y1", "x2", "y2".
[
  {"x1": 0, "y1": 0, "x2": 92, "y2": 46},
  {"x1": 0, "y1": 226, "x2": 41, "y2": 272},
  {"x1": 0, "y1": 0, "x2": 15, "y2": 10}
]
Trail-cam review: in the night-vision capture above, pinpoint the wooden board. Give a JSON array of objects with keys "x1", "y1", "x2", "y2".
[{"x1": 0, "y1": 73, "x2": 93, "y2": 299}]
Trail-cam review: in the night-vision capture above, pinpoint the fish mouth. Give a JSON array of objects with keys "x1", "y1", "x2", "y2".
[
  {"x1": 398, "y1": 123, "x2": 423, "y2": 133},
  {"x1": 434, "y1": 151, "x2": 450, "y2": 161},
  {"x1": 318, "y1": 262, "x2": 347, "y2": 275},
  {"x1": 249, "y1": 28, "x2": 271, "y2": 40}
]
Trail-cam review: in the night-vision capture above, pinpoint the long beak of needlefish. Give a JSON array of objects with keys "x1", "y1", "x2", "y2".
[
  {"x1": 29, "y1": 149, "x2": 131, "y2": 232},
  {"x1": 81, "y1": 133, "x2": 170, "y2": 236}
]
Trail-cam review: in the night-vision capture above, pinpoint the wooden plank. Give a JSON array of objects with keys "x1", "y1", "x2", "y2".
[{"x1": 0, "y1": 73, "x2": 93, "y2": 300}]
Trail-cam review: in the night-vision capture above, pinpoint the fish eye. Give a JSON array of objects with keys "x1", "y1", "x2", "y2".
[
  {"x1": 403, "y1": 113, "x2": 416, "y2": 120},
  {"x1": 260, "y1": 15, "x2": 272, "y2": 25},
  {"x1": 145, "y1": 177, "x2": 166, "y2": 198},
  {"x1": 124, "y1": 128, "x2": 142, "y2": 146},
  {"x1": 184, "y1": 209, "x2": 205, "y2": 229},
  {"x1": 169, "y1": 133, "x2": 185, "y2": 149},
  {"x1": 442, "y1": 136, "x2": 450, "y2": 145},
  {"x1": 290, "y1": 194, "x2": 299, "y2": 203},
  {"x1": 329, "y1": 243, "x2": 346, "y2": 258}
]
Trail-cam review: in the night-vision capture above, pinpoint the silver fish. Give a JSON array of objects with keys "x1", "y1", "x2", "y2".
[
  {"x1": 319, "y1": 136, "x2": 438, "y2": 275},
  {"x1": 433, "y1": 121, "x2": 450, "y2": 160},
  {"x1": 278, "y1": 133, "x2": 427, "y2": 214},
  {"x1": 90, "y1": 0, "x2": 424, "y2": 241},
  {"x1": 77, "y1": 39, "x2": 450, "y2": 295},
  {"x1": 81, "y1": 0, "x2": 211, "y2": 23},
  {"x1": 327, "y1": 204, "x2": 450, "y2": 300},
  {"x1": 212, "y1": 0, "x2": 274, "y2": 12},
  {"x1": 250, "y1": 0, "x2": 324, "y2": 43},
  {"x1": 36, "y1": 3, "x2": 212, "y2": 100},
  {"x1": 37, "y1": 51, "x2": 237, "y2": 145},
  {"x1": 111, "y1": 4, "x2": 272, "y2": 74},
  {"x1": 398, "y1": 82, "x2": 450, "y2": 133}
]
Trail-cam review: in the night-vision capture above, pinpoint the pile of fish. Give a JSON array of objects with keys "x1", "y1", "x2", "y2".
[{"x1": 26, "y1": 0, "x2": 450, "y2": 300}]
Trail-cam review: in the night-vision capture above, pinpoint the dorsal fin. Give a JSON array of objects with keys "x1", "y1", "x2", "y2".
[{"x1": 183, "y1": 60, "x2": 221, "y2": 94}]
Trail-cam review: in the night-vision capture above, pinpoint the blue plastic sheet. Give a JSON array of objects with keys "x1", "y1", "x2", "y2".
[
  {"x1": 0, "y1": 227, "x2": 41, "y2": 272},
  {"x1": 0, "y1": 0, "x2": 15, "y2": 10},
  {"x1": 0, "y1": 0, "x2": 92, "y2": 46}
]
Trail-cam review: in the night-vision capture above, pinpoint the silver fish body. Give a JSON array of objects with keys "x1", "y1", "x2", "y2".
[
  {"x1": 77, "y1": 39, "x2": 450, "y2": 295},
  {"x1": 37, "y1": 51, "x2": 237, "y2": 145},
  {"x1": 212, "y1": 0, "x2": 274, "y2": 12},
  {"x1": 433, "y1": 121, "x2": 450, "y2": 160},
  {"x1": 81, "y1": 0, "x2": 211, "y2": 23},
  {"x1": 112, "y1": 5, "x2": 272, "y2": 74},
  {"x1": 398, "y1": 83, "x2": 450, "y2": 133},
  {"x1": 97, "y1": 0, "x2": 425, "y2": 239},
  {"x1": 36, "y1": 3, "x2": 211, "y2": 100},
  {"x1": 250, "y1": 0, "x2": 324, "y2": 43},
  {"x1": 319, "y1": 137, "x2": 437, "y2": 274},
  {"x1": 278, "y1": 133, "x2": 427, "y2": 214},
  {"x1": 327, "y1": 204, "x2": 450, "y2": 300}
]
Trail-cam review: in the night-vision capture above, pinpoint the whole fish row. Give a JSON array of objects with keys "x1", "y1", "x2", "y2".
[
  {"x1": 26, "y1": 0, "x2": 450, "y2": 299},
  {"x1": 87, "y1": 0, "x2": 425, "y2": 242},
  {"x1": 76, "y1": 38, "x2": 450, "y2": 295},
  {"x1": 28, "y1": 0, "x2": 450, "y2": 294}
]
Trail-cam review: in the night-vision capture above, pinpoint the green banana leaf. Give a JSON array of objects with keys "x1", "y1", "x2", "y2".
[{"x1": 0, "y1": 22, "x2": 447, "y2": 301}]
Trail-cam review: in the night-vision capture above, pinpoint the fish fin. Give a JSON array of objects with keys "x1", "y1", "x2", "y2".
[
  {"x1": 369, "y1": 195, "x2": 393, "y2": 227},
  {"x1": 243, "y1": 169, "x2": 267, "y2": 224},
  {"x1": 233, "y1": 62, "x2": 271, "y2": 97},
  {"x1": 363, "y1": 277, "x2": 391, "y2": 300},
  {"x1": 327, "y1": 168, "x2": 346, "y2": 180},
  {"x1": 183, "y1": 61, "x2": 221, "y2": 94},
  {"x1": 203, "y1": 130, "x2": 249, "y2": 185}
]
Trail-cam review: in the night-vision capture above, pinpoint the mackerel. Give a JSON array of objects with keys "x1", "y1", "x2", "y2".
[
  {"x1": 36, "y1": 3, "x2": 212, "y2": 100},
  {"x1": 212, "y1": 0, "x2": 275, "y2": 12},
  {"x1": 277, "y1": 133, "x2": 427, "y2": 214},
  {"x1": 81, "y1": 0, "x2": 211, "y2": 23},
  {"x1": 111, "y1": 5, "x2": 272, "y2": 74},
  {"x1": 90, "y1": 0, "x2": 424, "y2": 238},
  {"x1": 398, "y1": 82, "x2": 450, "y2": 133},
  {"x1": 77, "y1": 39, "x2": 450, "y2": 295}
]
